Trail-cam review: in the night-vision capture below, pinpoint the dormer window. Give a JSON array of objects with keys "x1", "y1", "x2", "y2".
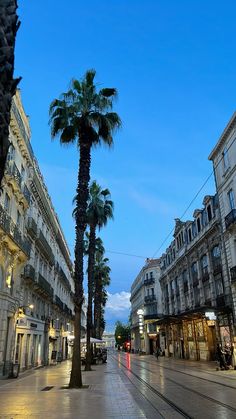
[
  {"x1": 207, "y1": 205, "x2": 212, "y2": 222},
  {"x1": 197, "y1": 218, "x2": 201, "y2": 233},
  {"x1": 188, "y1": 228, "x2": 192, "y2": 242}
]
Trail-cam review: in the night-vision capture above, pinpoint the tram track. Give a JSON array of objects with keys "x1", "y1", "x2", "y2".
[
  {"x1": 111, "y1": 354, "x2": 193, "y2": 418},
  {"x1": 137, "y1": 355, "x2": 236, "y2": 390},
  {"x1": 115, "y1": 353, "x2": 236, "y2": 414}
]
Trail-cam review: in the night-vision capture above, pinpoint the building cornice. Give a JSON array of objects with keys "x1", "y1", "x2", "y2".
[{"x1": 208, "y1": 112, "x2": 236, "y2": 161}]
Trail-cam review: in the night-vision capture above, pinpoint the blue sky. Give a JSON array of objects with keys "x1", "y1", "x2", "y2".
[{"x1": 16, "y1": 1, "x2": 236, "y2": 331}]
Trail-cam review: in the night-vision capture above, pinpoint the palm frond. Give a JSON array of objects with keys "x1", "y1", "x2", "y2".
[{"x1": 99, "y1": 88, "x2": 117, "y2": 98}]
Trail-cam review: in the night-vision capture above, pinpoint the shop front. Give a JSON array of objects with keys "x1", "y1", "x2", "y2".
[{"x1": 15, "y1": 315, "x2": 45, "y2": 371}]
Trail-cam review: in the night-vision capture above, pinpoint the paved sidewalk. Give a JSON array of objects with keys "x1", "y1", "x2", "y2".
[{"x1": 0, "y1": 357, "x2": 158, "y2": 419}]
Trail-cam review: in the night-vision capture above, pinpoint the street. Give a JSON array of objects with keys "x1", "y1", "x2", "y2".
[{"x1": 1, "y1": 352, "x2": 236, "y2": 418}]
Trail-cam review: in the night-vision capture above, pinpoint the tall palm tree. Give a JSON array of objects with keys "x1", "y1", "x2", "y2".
[
  {"x1": 0, "y1": 0, "x2": 21, "y2": 188},
  {"x1": 49, "y1": 70, "x2": 121, "y2": 388},
  {"x1": 94, "y1": 254, "x2": 111, "y2": 339},
  {"x1": 85, "y1": 181, "x2": 113, "y2": 371}
]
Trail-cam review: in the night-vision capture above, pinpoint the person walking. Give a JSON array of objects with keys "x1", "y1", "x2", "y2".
[
  {"x1": 216, "y1": 343, "x2": 227, "y2": 370},
  {"x1": 155, "y1": 347, "x2": 161, "y2": 360}
]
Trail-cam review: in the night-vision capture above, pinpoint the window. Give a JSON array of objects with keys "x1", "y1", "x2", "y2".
[
  {"x1": 4, "y1": 193, "x2": 10, "y2": 212},
  {"x1": 17, "y1": 211, "x2": 22, "y2": 230},
  {"x1": 201, "y1": 255, "x2": 208, "y2": 273},
  {"x1": 192, "y1": 222, "x2": 197, "y2": 237},
  {"x1": 207, "y1": 205, "x2": 212, "y2": 222},
  {"x1": 7, "y1": 144, "x2": 15, "y2": 161},
  {"x1": 197, "y1": 218, "x2": 201, "y2": 233},
  {"x1": 204, "y1": 282, "x2": 211, "y2": 301},
  {"x1": 191, "y1": 262, "x2": 198, "y2": 275},
  {"x1": 21, "y1": 165, "x2": 25, "y2": 182},
  {"x1": 222, "y1": 146, "x2": 230, "y2": 171},
  {"x1": 150, "y1": 271, "x2": 153, "y2": 279},
  {"x1": 215, "y1": 274, "x2": 224, "y2": 296},
  {"x1": 202, "y1": 210, "x2": 207, "y2": 227},
  {"x1": 188, "y1": 228, "x2": 192, "y2": 242},
  {"x1": 212, "y1": 245, "x2": 220, "y2": 259},
  {"x1": 228, "y1": 189, "x2": 235, "y2": 210}
]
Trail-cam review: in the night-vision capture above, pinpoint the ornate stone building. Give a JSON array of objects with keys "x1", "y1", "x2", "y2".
[
  {"x1": 0, "y1": 90, "x2": 81, "y2": 377},
  {"x1": 209, "y1": 113, "x2": 236, "y2": 336},
  {"x1": 130, "y1": 258, "x2": 163, "y2": 354},
  {"x1": 158, "y1": 195, "x2": 233, "y2": 361}
]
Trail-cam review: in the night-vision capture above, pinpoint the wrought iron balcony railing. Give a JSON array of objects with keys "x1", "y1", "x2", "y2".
[
  {"x1": 59, "y1": 267, "x2": 71, "y2": 291},
  {"x1": 23, "y1": 264, "x2": 36, "y2": 283},
  {"x1": 55, "y1": 295, "x2": 64, "y2": 311},
  {"x1": 212, "y1": 259, "x2": 222, "y2": 275},
  {"x1": 5, "y1": 162, "x2": 22, "y2": 189},
  {"x1": 37, "y1": 273, "x2": 54, "y2": 299},
  {"x1": 36, "y1": 230, "x2": 55, "y2": 266},
  {"x1": 27, "y1": 217, "x2": 38, "y2": 238},
  {"x1": 144, "y1": 277, "x2": 155, "y2": 286},
  {"x1": 22, "y1": 184, "x2": 31, "y2": 205},
  {"x1": 225, "y1": 209, "x2": 236, "y2": 230},
  {"x1": 0, "y1": 205, "x2": 31, "y2": 257},
  {"x1": 144, "y1": 294, "x2": 156, "y2": 303}
]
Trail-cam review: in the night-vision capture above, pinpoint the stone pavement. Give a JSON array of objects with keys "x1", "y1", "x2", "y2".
[{"x1": 0, "y1": 355, "x2": 160, "y2": 419}]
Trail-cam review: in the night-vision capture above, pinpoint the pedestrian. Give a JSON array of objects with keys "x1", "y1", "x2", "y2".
[
  {"x1": 216, "y1": 343, "x2": 227, "y2": 370},
  {"x1": 155, "y1": 347, "x2": 161, "y2": 360}
]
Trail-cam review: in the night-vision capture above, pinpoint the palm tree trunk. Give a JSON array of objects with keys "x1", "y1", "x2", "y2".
[
  {"x1": 69, "y1": 142, "x2": 91, "y2": 388},
  {"x1": 85, "y1": 223, "x2": 96, "y2": 371},
  {"x1": 94, "y1": 273, "x2": 102, "y2": 339},
  {"x1": 0, "y1": 0, "x2": 21, "y2": 188}
]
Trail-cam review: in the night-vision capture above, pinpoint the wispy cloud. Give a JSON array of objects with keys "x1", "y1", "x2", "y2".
[
  {"x1": 128, "y1": 187, "x2": 175, "y2": 215},
  {"x1": 106, "y1": 291, "x2": 131, "y2": 313}
]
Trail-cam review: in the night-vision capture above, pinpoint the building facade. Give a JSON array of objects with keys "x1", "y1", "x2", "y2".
[
  {"x1": 0, "y1": 91, "x2": 78, "y2": 377},
  {"x1": 159, "y1": 195, "x2": 233, "y2": 361},
  {"x1": 209, "y1": 113, "x2": 236, "y2": 338},
  {"x1": 130, "y1": 258, "x2": 162, "y2": 354}
]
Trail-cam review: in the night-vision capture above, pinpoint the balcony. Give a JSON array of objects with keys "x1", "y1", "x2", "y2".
[
  {"x1": 5, "y1": 162, "x2": 22, "y2": 191},
  {"x1": 202, "y1": 271, "x2": 209, "y2": 282},
  {"x1": 212, "y1": 260, "x2": 222, "y2": 275},
  {"x1": 36, "y1": 273, "x2": 54, "y2": 300},
  {"x1": 144, "y1": 313, "x2": 162, "y2": 321},
  {"x1": 22, "y1": 184, "x2": 31, "y2": 206},
  {"x1": 144, "y1": 294, "x2": 156, "y2": 303},
  {"x1": 36, "y1": 230, "x2": 55, "y2": 266},
  {"x1": 144, "y1": 277, "x2": 155, "y2": 286},
  {"x1": 27, "y1": 217, "x2": 38, "y2": 239},
  {"x1": 59, "y1": 267, "x2": 71, "y2": 291},
  {"x1": 55, "y1": 295, "x2": 64, "y2": 311},
  {"x1": 23, "y1": 264, "x2": 36, "y2": 284},
  {"x1": 0, "y1": 205, "x2": 31, "y2": 257},
  {"x1": 225, "y1": 209, "x2": 236, "y2": 230},
  {"x1": 230, "y1": 266, "x2": 236, "y2": 283}
]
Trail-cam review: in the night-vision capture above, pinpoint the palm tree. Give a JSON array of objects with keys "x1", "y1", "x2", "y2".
[
  {"x1": 49, "y1": 70, "x2": 121, "y2": 388},
  {"x1": 85, "y1": 181, "x2": 113, "y2": 371},
  {"x1": 94, "y1": 254, "x2": 111, "y2": 339},
  {"x1": 0, "y1": 0, "x2": 21, "y2": 188}
]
